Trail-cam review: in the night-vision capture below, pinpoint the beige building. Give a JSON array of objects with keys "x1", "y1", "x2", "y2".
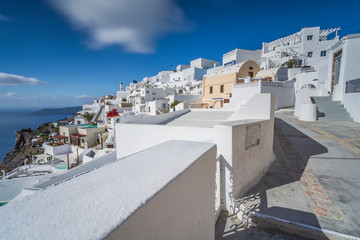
[
  {"x1": 59, "y1": 125, "x2": 108, "y2": 148},
  {"x1": 202, "y1": 60, "x2": 260, "y2": 108}
]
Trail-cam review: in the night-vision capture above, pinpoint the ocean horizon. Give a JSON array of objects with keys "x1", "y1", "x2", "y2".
[{"x1": 0, "y1": 108, "x2": 72, "y2": 162}]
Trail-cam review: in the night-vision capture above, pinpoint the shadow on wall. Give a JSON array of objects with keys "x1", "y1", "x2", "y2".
[{"x1": 216, "y1": 118, "x2": 330, "y2": 240}]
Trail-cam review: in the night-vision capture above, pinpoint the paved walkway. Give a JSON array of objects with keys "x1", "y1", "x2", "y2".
[
  {"x1": 216, "y1": 108, "x2": 360, "y2": 239},
  {"x1": 241, "y1": 109, "x2": 360, "y2": 238}
]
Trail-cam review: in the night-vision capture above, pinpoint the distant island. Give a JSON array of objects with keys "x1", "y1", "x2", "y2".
[{"x1": 28, "y1": 106, "x2": 82, "y2": 116}]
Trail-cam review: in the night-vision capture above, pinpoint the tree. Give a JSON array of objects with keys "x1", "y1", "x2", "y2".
[
  {"x1": 171, "y1": 100, "x2": 181, "y2": 109},
  {"x1": 82, "y1": 112, "x2": 95, "y2": 122}
]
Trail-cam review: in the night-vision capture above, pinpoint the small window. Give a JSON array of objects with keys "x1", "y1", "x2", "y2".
[
  {"x1": 210, "y1": 86, "x2": 213, "y2": 94},
  {"x1": 307, "y1": 35, "x2": 313, "y2": 40},
  {"x1": 321, "y1": 51, "x2": 327, "y2": 57},
  {"x1": 307, "y1": 52, "x2": 313, "y2": 58},
  {"x1": 249, "y1": 66, "x2": 253, "y2": 70},
  {"x1": 249, "y1": 72, "x2": 253, "y2": 77},
  {"x1": 273, "y1": 47, "x2": 276, "y2": 51},
  {"x1": 152, "y1": 92, "x2": 156, "y2": 95},
  {"x1": 146, "y1": 90, "x2": 149, "y2": 94},
  {"x1": 220, "y1": 85, "x2": 224, "y2": 93}
]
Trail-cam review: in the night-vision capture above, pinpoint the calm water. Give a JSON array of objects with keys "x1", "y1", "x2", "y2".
[{"x1": 0, "y1": 109, "x2": 71, "y2": 162}]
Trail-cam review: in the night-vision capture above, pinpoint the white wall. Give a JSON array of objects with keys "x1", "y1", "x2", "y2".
[
  {"x1": 116, "y1": 124, "x2": 213, "y2": 159},
  {"x1": 0, "y1": 174, "x2": 57, "y2": 203},
  {"x1": 107, "y1": 141, "x2": 216, "y2": 240},
  {"x1": 261, "y1": 83, "x2": 295, "y2": 109},
  {"x1": 338, "y1": 35, "x2": 360, "y2": 122},
  {"x1": 143, "y1": 87, "x2": 166, "y2": 101},
  {"x1": 215, "y1": 119, "x2": 275, "y2": 213},
  {"x1": 215, "y1": 93, "x2": 275, "y2": 213},
  {"x1": 122, "y1": 109, "x2": 190, "y2": 125},
  {"x1": 191, "y1": 58, "x2": 220, "y2": 69},
  {"x1": 230, "y1": 82, "x2": 261, "y2": 106},
  {"x1": 82, "y1": 103, "x2": 101, "y2": 114},
  {"x1": 0, "y1": 141, "x2": 217, "y2": 240},
  {"x1": 223, "y1": 49, "x2": 261, "y2": 66},
  {"x1": 44, "y1": 144, "x2": 73, "y2": 158}
]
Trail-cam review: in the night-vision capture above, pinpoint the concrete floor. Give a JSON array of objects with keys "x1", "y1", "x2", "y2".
[{"x1": 236, "y1": 109, "x2": 360, "y2": 238}]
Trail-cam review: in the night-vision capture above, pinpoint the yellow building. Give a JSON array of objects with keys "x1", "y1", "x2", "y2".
[{"x1": 202, "y1": 60, "x2": 260, "y2": 108}]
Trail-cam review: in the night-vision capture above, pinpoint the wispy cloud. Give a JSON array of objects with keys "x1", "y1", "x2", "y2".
[
  {"x1": 0, "y1": 14, "x2": 9, "y2": 22},
  {"x1": 74, "y1": 94, "x2": 92, "y2": 99},
  {"x1": 0, "y1": 73, "x2": 45, "y2": 86},
  {"x1": 48, "y1": 0, "x2": 187, "y2": 53},
  {"x1": 0, "y1": 92, "x2": 16, "y2": 98}
]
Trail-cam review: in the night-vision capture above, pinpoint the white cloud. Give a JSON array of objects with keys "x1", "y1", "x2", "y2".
[
  {"x1": 74, "y1": 94, "x2": 92, "y2": 99},
  {"x1": 0, "y1": 92, "x2": 16, "y2": 98},
  {"x1": 0, "y1": 73, "x2": 45, "y2": 86},
  {"x1": 48, "y1": 0, "x2": 186, "y2": 53}
]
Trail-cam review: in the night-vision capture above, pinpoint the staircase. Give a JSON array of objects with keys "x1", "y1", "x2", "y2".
[{"x1": 312, "y1": 96, "x2": 353, "y2": 121}]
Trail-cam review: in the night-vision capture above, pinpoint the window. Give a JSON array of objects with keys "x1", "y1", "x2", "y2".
[
  {"x1": 321, "y1": 51, "x2": 327, "y2": 57},
  {"x1": 220, "y1": 85, "x2": 224, "y2": 93},
  {"x1": 307, "y1": 35, "x2": 313, "y2": 40},
  {"x1": 210, "y1": 86, "x2": 213, "y2": 94},
  {"x1": 249, "y1": 72, "x2": 253, "y2": 77},
  {"x1": 307, "y1": 52, "x2": 313, "y2": 58},
  {"x1": 146, "y1": 90, "x2": 149, "y2": 94},
  {"x1": 152, "y1": 92, "x2": 156, "y2": 95},
  {"x1": 273, "y1": 47, "x2": 276, "y2": 51},
  {"x1": 249, "y1": 66, "x2": 253, "y2": 70}
]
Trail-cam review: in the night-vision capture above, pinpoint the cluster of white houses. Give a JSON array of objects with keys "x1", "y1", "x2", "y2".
[
  {"x1": 21, "y1": 26, "x2": 359, "y2": 175},
  {"x1": 0, "y1": 28, "x2": 359, "y2": 236}
]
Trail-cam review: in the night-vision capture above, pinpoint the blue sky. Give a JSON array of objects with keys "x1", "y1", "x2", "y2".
[{"x1": 0, "y1": 0, "x2": 359, "y2": 109}]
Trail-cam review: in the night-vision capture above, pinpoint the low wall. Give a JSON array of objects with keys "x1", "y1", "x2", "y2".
[
  {"x1": 227, "y1": 93, "x2": 274, "y2": 121},
  {"x1": 231, "y1": 82, "x2": 294, "y2": 110},
  {"x1": 106, "y1": 141, "x2": 216, "y2": 240},
  {"x1": 215, "y1": 119, "x2": 275, "y2": 213},
  {"x1": 123, "y1": 109, "x2": 190, "y2": 125},
  {"x1": 261, "y1": 83, "x2": 294, "y2": 109},
  {"x1": 0, "y1": 141, "x2": 217, "y2": 240},
  {"x1": 342, "y1": 92, "x2": 360, "y2": 123},
  {"x1": 231, "y1": 82, "x2": 260, "y2": 105},
  {"x1": 216, "y1": 93, "x2": 275, "y2": 213},
  {"x1": 116, "y1": 124, "x2": 213, "y2": 159}
]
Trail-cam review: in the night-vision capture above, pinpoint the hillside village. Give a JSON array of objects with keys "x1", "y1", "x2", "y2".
[{"x1": 1, "y1": 26, "x2": 360, "y2": 239}]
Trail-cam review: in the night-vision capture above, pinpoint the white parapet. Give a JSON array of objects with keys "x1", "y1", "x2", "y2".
[{"x1": 0, "y1": 141, "x2": 217, "y2": 240}]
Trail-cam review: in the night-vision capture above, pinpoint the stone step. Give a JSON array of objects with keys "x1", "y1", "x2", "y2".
[
  {"x1": 316, "y1": 102, "x2": 344, "y2": 107},
  {"x1": 318, "y1": 117, "x2": 353, "y2": 121},
  {"x1": 317, "y1": 107, "x2": 347, "y2": 113},
  {"x1": 317, "y1": 112, "x2": 348, "y2": 116}
]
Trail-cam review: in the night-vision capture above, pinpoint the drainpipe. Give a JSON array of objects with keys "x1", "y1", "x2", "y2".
[{"x1": 1, "y1": 170, "x2": 5, "y2": 180}]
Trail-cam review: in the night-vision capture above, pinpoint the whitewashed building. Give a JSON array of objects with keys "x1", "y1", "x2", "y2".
[
  {"x1": 261, "y1": 26, "x2": 340, "y2": 70},
  {"x1": 223, "y1": 48, "x2": 262, "y2": 67},
  {"x1": 326, "y1": 33, "x2": 360, "y2": 122}
]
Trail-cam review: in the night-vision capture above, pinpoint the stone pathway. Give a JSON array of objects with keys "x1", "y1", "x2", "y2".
[{"x1": 237, "y1": 109, "x2": 360, "y2": 238}]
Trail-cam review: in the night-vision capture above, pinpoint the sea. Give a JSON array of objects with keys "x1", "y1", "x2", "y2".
[{"x1": 0, "y1": 109, "x2": 71, "y2": 162}]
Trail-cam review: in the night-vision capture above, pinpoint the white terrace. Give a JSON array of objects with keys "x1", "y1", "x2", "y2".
[{"x1": 0, "y1": 93, "x2": 275, "y2": 240}]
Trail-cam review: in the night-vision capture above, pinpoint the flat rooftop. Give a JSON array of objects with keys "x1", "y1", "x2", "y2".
[{"x1": 165, "y1": 110, "x2": 234, "y2": 128}]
